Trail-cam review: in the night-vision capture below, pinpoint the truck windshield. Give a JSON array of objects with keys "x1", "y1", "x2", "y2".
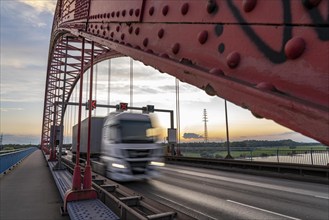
[{"x1": 120, "y1": 120, "x2": 154, "y2": 143}]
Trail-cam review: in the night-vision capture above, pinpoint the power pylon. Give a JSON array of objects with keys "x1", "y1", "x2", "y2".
[{"x1": 203, "y1": 109, "x2": 208, "y2": 143}]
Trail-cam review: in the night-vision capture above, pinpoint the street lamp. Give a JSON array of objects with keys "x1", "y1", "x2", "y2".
[{"x1": 224, "y1": 100, "x2": 233, "y2": 159}]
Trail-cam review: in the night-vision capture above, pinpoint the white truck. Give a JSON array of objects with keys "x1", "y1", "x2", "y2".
[{"x1": 72, "y1": 112, "x2": 164, "y2": 181}]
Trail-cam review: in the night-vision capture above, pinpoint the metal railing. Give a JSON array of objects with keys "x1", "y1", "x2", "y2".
[
  {"x1": 0, "y1": 149, "x2": 21, "y2": 155},
  {"x1": 178, "y1": 146, "x2": 329, "y2": 166},
  {"x1": 59, "y1": 156, "x2": 193, "y2": 219},
  {"x1": 0, "y1": 147, "x2": 38, "y2": 174}
]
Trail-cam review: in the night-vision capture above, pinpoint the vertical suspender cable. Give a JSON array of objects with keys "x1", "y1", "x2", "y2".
[
  {"x1": 48, "y1": 106, "x2": 51, "y2": 150},
  {"x1": 73, "y1": 85, "x2": 78, "y2": 141},
  {"x1": 63, "y1": 114, "x2": 66, "y2": 144},
  {"x1": 55, "y1": 36, "x2": 69, "y2": 169},
  {"x1": 51, "y1": 51, "x2": 61, "y2": 159},
  {"x1": 73, "y1": 84, "x2": 77, "y2": 127},
  {"x1": 130, "y1": 58, "x2": 133, "y2": 110},
  {"x1": 94, "y1": 63, "x2": 97, "y2": 116},
  {"x1": 68, "y1": 97, "x2": 72, "y2": 144},
  {"x1": 87, "y1": 42, "x2": 94, "y2": 165},
  {"x1": 107, "y1": 60, "x2": 111, "y2": 115},
  {"x1": 85, "y1": 69, "x2": 89, "y2": 118},
  {"x1": 175, "y1": 78, "x2": 181, "y2": 155},
  {"x1": 50, "y1": 82, "x2": 58, "y2": 159},
  {"x1": 83, "y1": 41, "x2": 94, "y2": 189},
  {"x1": 72, "y1": 38, "x2": 85, "y2": 190},
  {"x1": 63, "y1": 106, "x2": 67, "y2": 144},
  {"x1": 61, "y1": 37, "x2": 69, "y2": 146},
  {"x1": 51, "y1": 104, "x2": 57, "y2": 159}
]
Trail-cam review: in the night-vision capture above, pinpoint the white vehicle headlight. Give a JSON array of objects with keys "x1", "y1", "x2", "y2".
[
  {"x1": 150, "y1": 161, "x2": 165, "y2": 167},
  {"x1": 112, "y1": 163, "x2": 126, "y2": 169}
]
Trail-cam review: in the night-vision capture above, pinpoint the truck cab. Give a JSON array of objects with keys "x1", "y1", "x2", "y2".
[{"x1": 100, "y1": 112, "x2": 164, "y2": 181}]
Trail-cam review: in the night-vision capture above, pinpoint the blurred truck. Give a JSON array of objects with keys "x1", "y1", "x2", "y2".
[{"x1": 72, "y1": 112, "x2": 164, "y2": 181}]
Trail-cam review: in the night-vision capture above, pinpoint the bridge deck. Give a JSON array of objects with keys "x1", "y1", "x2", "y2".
[{"x1": 0, "y1": 149, "x2": 69, "y2": 220}]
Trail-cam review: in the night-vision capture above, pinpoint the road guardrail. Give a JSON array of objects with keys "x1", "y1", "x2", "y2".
[
  {"x1": 165, "y1": 156, "x2": 329, "y2": 183},
  {"x1": 0, "y1": 147, "x2": 38, "y2": 174}
]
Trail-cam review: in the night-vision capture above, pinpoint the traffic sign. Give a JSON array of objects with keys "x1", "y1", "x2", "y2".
[
  {"x1": 91, "y1": 100, "x2": 96, "y2": 110},
  {"x1": 142, "y1": 105, "x2": 155, "y2": 114},
  {"x1": 116, "y1": 102, "x2": 128, "y2": 111},
  {"x1": 86, "y1": 100, "x2": 96, "y2": 110},
  {"x1": 147, "y1": 105, "x2": 154, "y2": 112}
]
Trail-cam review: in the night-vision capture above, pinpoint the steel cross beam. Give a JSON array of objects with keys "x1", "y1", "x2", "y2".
[
  {"x1": 61, "y1": 101, "x2": 175, "y2": 129},
  {"x1": 42, "y1": 0, "x2": 329, "y2": 146}
]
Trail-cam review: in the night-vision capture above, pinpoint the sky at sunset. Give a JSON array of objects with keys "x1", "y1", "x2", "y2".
[{"x1": 0, "y1": 0, "x2": 317, "y2": 145}]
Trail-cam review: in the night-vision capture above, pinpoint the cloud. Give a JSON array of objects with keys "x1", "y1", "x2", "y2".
[
  {"x1": 0, "y1": 108, "x2": 24, "y2": 112},
  {"x1": 92, "y1": 60, "x2": 213, "y2": 105},
  {"x1": 1, "y1": 1, "x2": 54, "y2": 29},
  {"x1": 19, "y1": 0, "x2": 56, "y2": 14},
  {"x1": 183, "y1": 133, "x2": 204, "y2": 139},
  {"x1": 1, "y1": 73, "x2": 46, "y2": 103},
  {"x1": 0, "y1": 1, "x2": 51, "y2": 106}
]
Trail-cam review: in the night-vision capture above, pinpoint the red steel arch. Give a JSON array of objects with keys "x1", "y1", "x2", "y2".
[
  {"x1": 41, "y1": 35, "x2": 122, "y2": 149},
  {"x1": 42, "y1": 0, "x2": 329, "y2": 147}
]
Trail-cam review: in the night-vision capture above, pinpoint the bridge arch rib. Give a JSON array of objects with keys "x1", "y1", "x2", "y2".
[
  {"x1": 41, "y1": 34, "x2": 122, "y2": 148},
  {"x1": 42, "y1": 0, "x2": 329, "y2": 147}
]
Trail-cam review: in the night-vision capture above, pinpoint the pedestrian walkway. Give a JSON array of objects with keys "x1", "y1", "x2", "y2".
[{"x1": 0, "y1": 149, "x2": 69, "y2": 220}]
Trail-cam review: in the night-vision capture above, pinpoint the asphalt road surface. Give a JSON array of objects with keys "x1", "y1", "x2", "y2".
[{"x1": 123, "y1": 164, "x2": 329, "y2": 220}]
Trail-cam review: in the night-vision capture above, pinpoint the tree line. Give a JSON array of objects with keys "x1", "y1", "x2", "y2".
[{"x1": 178, "y1": 139, "x2": 322, "y2": 149}]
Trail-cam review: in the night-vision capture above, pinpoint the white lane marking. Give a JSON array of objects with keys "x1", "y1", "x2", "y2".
[
  {"x1": 154, "y1": 193, "x2": 218, "y2": 220},
  {"x1": 314, "y1": 195, "x2": 329, "y2": 200},
  {"x1": 160, "y1": 166, "x2": 328, "y2": 199},
  {"x1": 226, "y1": 200, "x2": 301, "y2": 220}
]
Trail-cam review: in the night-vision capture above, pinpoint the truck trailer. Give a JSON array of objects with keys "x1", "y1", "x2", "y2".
[
  {"x1": 72, "y1": 117, "x2": 103, "y2": 159},
  {"x1": 72, "y1": 112, "x2": 164, "y2": 181}
]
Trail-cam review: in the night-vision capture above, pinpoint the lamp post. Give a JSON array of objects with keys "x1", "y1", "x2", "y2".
[{"x1": 224, "y1": 100, "x2": 233, "y2": 159}]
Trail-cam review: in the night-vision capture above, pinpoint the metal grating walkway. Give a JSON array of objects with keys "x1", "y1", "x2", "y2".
[
  {"x1": 47, "y1": 158, "x2": 119, "y2": 220},
  {"x1": 68, "y1": 199, "x2": 119, "y2": 220}
]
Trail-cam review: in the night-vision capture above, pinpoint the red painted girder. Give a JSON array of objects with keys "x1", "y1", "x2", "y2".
[
  {"x1": 61, "y1": 0, "x2": 328, "y2": 26},
  {"x1": 69, "y1": 30, "x2": 329, "y2": 146},
  {"x1": 44, "y1": 0, "x2": 329, "y2": 145},
  {"x1": 84, "y1": 23, "x2": 328, "y2": 107},
  {"x1": 142, "y1": 0, "x2": 328, "y2": 26}
]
